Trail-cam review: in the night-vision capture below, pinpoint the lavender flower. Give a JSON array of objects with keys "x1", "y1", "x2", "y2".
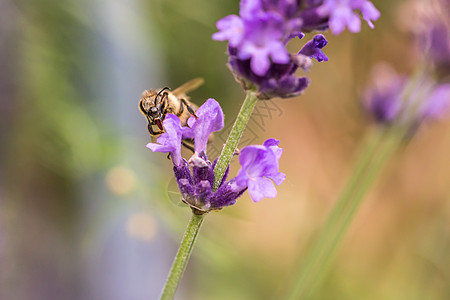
[
  {"x1": 213, "y1": 0, "x2": 379, "y2": 99},
  {"x1": 399, "y1": 0, "x2": 450, "y2": 76},
  {"x1": 426, "y1": 23, "x2": 450, "y2": 72},
  {"x1": 418, "y1": 0, "x2": 450, "y2": 75},
  {"x1": 363, "y1": 64, "x2": 450, "y2": 127},
  {"x1": 317, "y1": 0, "x2": 380, "y2": 35},
  {"x1": 235, "y1": 139, "x2": 286, "y2": 202},
  {"x1": 146, "y1": 99, "x2": 285, "y2": 213}
]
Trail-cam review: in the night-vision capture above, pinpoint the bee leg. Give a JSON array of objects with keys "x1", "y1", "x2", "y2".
[
  {"x1": 181, "y1": 140, "x2": 195, "y2": 153},
  {"x1": 181, "y1": 99, "x2": 198, "y2": 119},
  {"x1": 147, "y1": 123, "x2": 156, "y2": 135},
  {"x1": 147, "y1": 123, "x2": 164, "y2": 136}
]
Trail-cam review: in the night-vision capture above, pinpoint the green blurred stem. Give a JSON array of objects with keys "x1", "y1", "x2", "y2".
[
  {"x1": 160, "y1": 213, "x2": 205, "y2": 300},
  {"x1": 288, "y1": 128, "x2": 402, "y2": 300},
  {"x1": 213, "y1": 91, "x2": 259, "y2": 191}
]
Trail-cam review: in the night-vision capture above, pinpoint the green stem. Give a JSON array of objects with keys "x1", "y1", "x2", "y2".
[
  {"x1": 288, "y1": 128, "x2": 398, "y2": 300},
  {"x1": 213, "y1": 91, "x2": 259, "y2": 191},
  {"x1": 160, "y1": 213, "x2": 205, "y2": 300},
  {"x1": 306, "y1": 132, "x2": 401, "y2": 298}
]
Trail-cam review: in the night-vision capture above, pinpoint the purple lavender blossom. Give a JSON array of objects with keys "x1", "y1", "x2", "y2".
[
  {"x1": 400, "y1": 0, "x2": 450, "y2": 74},
  {"x1": 213, "y1": 0, "x2": 379, "y2": 98},
  {"x1": 364, "y1": 64, "x2": 450, "y2": 127},
  {"x1": 427, "y1": 24, "x2": 450, "y2": 71},
  {"x1": 213, "y1": 15, "x2": 244, "y2": 47},
  {"x1": 363, "y1": 65, "x2": 406, "y2": 124},
  {"x1": 212, "y1": 0, "x2": 327, "y2": 98},
  {"x1": 213, "y1": 1, "x2": 292, "y2": 77},
  {"x1": 316, "y1": 0, "x2": 380, "y2": 35},
  {"x1": 418, "y1": 1, "x2": 450, "y2": 75},
  {"x1": 235, "y1": 139, "x2": 286, "y2": 202},
  {"x1": 146, "y1": 99, "x2": 285, "y2": 213}
]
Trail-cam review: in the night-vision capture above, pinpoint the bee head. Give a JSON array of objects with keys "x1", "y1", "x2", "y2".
[
  {"x1": 149, "y1": 106, "x2": 161, "y2": 118},
  {"x1": 148, "y1": 106, "x2": 164, "y2": 130}
]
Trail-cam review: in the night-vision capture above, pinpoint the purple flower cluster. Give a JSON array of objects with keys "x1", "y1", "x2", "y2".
[
  {"x1": 213, "y1": 0, "x2": 379, "y2": 99},
  {"x1": 147, "y1": 99, "x2": 285, "y2": 213},
  {"x1": 363, "y1": 64, "x2": 450, "y2": 127}
]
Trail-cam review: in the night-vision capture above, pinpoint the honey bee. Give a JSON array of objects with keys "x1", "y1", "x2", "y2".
[{"x1": 139, "y1": 78, "x2": 204, "y2": 138}]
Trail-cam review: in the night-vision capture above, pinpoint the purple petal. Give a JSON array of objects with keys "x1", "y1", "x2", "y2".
[
  {"x1": 267, "y1": 172, "x2": 286, "y2": 185},
  {"x1": 240, "y1": 0, "x2": 263, "y2": 19},
  {"x1": 270, "y1": 43, "x2": 290, "y2": 64},
  {"x1": 181, "y1": 126, "x2": 194, "y2": 139},
  {"x1": 146, "y1": 114, "x2": 183, "y2": 166},
  {"x1": 187, "y1": 98, "x2": 224, "y2": 154},
  {"x1": 250, "y1": 48, "x2": 272, "y2": 76},
  {"x1": 212, "y1": 15, "x2": 245, "y2": 47},
  {"x1": 361, "y1": 1, "x2": 380, "y2": 29},
  {"x1": 263, "y1": 138, "x2": 280, "y2": 147},
  {"x1": 248, "y1": 177, "x2": 277, "y2": 202},
  {"x1": 330, "y1": 6, "x2": 361, "y2": 34},
  {"x1": 420, "y1": 84, "x2": 450, "y2": 119},
  {"x1": 238, "y1": 12, "x2": 287, "y2": 76},
  {"x1": 263, "y1": 138, "x2": 283, "y2": 161}
]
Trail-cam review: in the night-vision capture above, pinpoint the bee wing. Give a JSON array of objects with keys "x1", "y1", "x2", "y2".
[{"x1": 172, "y1": 78, "x2": 204, "y2": 96}]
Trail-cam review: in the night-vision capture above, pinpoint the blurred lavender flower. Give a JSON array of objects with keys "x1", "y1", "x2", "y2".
[
  {"x1": 426, "y1": 23, "x2": 450, "y2": 72},
  {"x1": 316, "y1": 0, "x2": 381, "y2": 35},
  {"x1": 363, "y1": 64, "x2": 450, "y2": 128},
  {"x1": 417, "y1": 0, "x2": 450, "y2": 75},
  {"x1": 213, "y1": 0, "x2": 379, "y2": 99},
  {"x1": 147, "y1": 99, "x2": 285, "y2": 213},
  {"x1": 399, "y1": 0, "x2": 450, "y2": 75}
]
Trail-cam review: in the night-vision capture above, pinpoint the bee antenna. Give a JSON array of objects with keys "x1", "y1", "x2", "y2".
[{"x1": 157, "y1": 87, "x2": 170, "y2": 98}]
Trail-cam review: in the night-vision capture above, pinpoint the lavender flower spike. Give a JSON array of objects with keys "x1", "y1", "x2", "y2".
[
  {"x1": 235, "y1": 139, "x2": 286, "y2": 202},
  {"x1": 213, "y1": 0, "x2": 333, "y2": 99},
  {"x1": 146, "y1": 114, "x2": 183, "y2": 166}
]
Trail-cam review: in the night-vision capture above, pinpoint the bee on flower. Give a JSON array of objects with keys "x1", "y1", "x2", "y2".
[{"x1": 146, "y1": 99, "x2": 286, "y2": 214}]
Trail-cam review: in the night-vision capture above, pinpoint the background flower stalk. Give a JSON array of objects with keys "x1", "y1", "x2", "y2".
[{"x1": 287, "y1": 58, "x2": 450, "y2": 298}]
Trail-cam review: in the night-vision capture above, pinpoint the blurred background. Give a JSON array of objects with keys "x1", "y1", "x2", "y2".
[{"x1": 0, "y1": 0, "x2": 449, "y2": 299}]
